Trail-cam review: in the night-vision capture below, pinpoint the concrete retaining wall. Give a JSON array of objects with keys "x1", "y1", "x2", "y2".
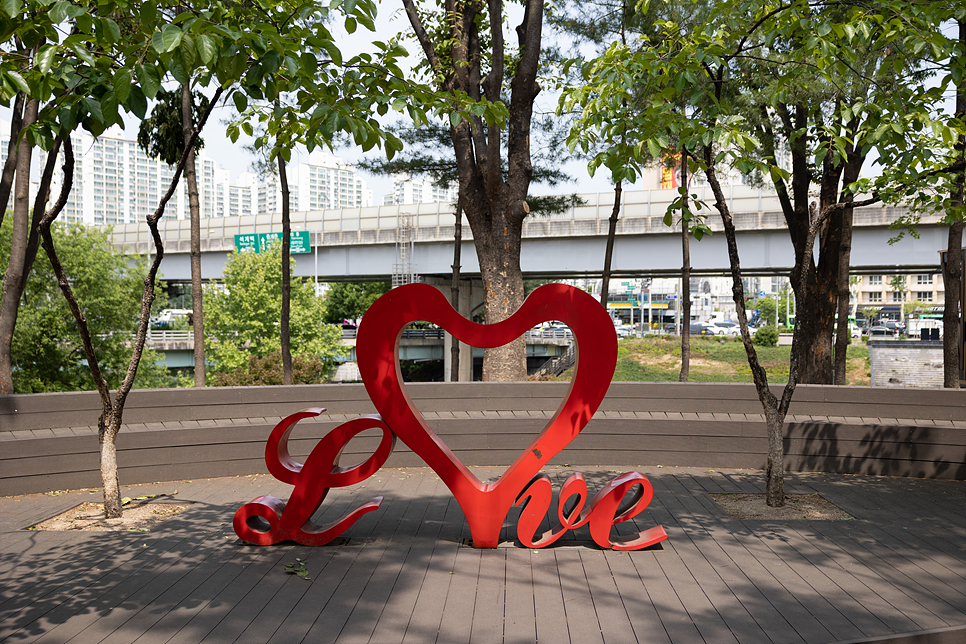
[{"x1": 3, "y1": 382, "x2": 965, "y2": 496}]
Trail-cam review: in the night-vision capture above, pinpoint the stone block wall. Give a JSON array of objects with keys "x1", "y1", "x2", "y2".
[{"x1": 868, "y1": 340, "x2": 944, "y2": 388}]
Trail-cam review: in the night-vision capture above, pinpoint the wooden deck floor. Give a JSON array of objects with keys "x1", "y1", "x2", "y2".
[{"x1": 1, "y1": 466, "x2": 964, "y2": 644}]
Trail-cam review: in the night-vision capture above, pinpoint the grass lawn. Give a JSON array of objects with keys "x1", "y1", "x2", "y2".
[{"x1": 566, "y1": 335, "x2": 870, "y2": 385}]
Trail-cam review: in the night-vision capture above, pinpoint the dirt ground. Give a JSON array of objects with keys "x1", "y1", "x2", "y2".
[
  {"x1": 29, "y1": 496, "x2": 191, "y2": 532},
  {"x1": 711, "y1": 493, "x2": 854, "y2": 520}
]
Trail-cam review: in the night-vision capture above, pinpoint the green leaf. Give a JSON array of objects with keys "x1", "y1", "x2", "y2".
[
  {"x1": 102, "y1": 18, "x2": 121, "y2": 43},
  {"x1": 49, "y1": 1, "x2": 68, "y2": 23},
  {"x1": 126, "y1": 85, "x2": 147, "y2": 119},
  {"x1": 136, "y1": 64, "x2": 160, "y2": 98},
  {"x1": 167, "y1": 55, "x2": 188, "y2": 85},
  {"x1": 233, "y1": 91, "x2": 248, "y2": 113},
  {"x1": 35, "y1": 45, "x2": 56, "y2": 73},
  {"x1": 70, "y1": 43, "x2": 95, "y2": 67},
  {"x1": 141, "y1": 2, "x2": 156, "y2": 27},
  {"x1": 449, "y1": 112, "x2": 461, "y2": 127},
  {"x1": 196, "y1": 34, "x2": 216, "y2": 65},
  {"x1": 113, "y1": 68, "x2": 132, "y2": 103},
  {"x1": 82, "y1": 96, "x2": 103, "y2": 124},
  {"x1": 5, "y1": 71, "x2": 29, "y2": 94},
  {"x1": 158, "y1": 25, "x2": 183, "y2": 53},
  {"x1": 345, "y1": 16, "x2": 357, "y2": 34},
  {"x1": 180, "y1": 33, "x2": 197, "y2": 68},
  {"x1": 1, "y1": 0, "x2": 20, "y2": 18}
]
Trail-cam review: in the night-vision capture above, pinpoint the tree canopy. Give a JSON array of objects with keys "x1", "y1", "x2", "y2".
[
  {"x1": 204, "y1": 244, "x2": 343, "y2": 382},
  {"x1": 323, "y1": 282, "x2": 391, "y2": 325},
  {"x1": 0, "y1": 219, "x2": 168, "y2": 393}
]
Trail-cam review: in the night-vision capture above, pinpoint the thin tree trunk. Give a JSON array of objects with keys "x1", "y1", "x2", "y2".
[
  {"x1": 0, "y1": 92, "x2": 25, "y2": 230},
  {"x1": 832, "y1": 206, "x2": 854, "y2": 385},
  {"x1": 41, "y1": 90, "x2": 222, "y2": 518},
  {"x1": 0, "y1": 97, "x2": 38, "y2": 395},
  {"x1": 944, "y1": 19, "x2": 965, "y2": 388},
  {"x1": 705, "y1": 145, "x2": 816, "y2": 508},
  {"x1": 450, "y1": 195, "x2": 463, "y2": 382},
  {"x1": 182, "y1": 84, "x2": 205, "y2": 387},
  {"x1": 279, "y1": 151, "x2": 293, "y2": 386},
  {"x1": 679, "y1": 149, "x2": 691, "y2": 382},
  {"x1": 600, "y1": 181, "x2": 622, "y2": 309}
]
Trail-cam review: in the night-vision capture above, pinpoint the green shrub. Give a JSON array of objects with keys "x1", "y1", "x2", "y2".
[{"x1": 753, "y1": 326, "x2": 779, "y2": 347}]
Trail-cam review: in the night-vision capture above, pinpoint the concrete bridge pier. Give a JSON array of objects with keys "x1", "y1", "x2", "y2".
[{"x1": 424, "y1": 276, "x2": 484, "y2": 382}]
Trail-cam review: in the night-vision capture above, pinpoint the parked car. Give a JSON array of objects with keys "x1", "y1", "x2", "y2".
[
  {"x1": 881, "y1": 320, "x2": 905, "y2": 334},
  {"x1": 868, "y1": 326, "x2": 896, "y2": 337},
  {"x1": 707, "y1": 320, "x2": 741, "y2": 336},
  {"x1": 689, "y1": 323, "x2": 715, "y2": 336}
]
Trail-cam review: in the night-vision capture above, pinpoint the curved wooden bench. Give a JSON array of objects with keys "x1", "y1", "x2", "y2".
[{"x1": 2, "y1": 382, "x2": 965, "y2": 496}]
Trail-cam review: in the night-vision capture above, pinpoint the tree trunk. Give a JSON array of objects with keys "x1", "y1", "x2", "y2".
[
  {"x1": 450, "y1": 196, "x2": 463, "y2": 382},
  {"x1": 680, "y1": 150, "x2": 691, "y2": 382},
  {"x1": 279, "y1": 151, "x2": 293, "y2": 385},
  {"x1": 477, "y1": 205, "x2": 527, "y2": 381},
  {"x1": 706, "y1": 148, "x2": 801, "y2": 508},
  {"x1": 0, "y1": 98, "x2": 38, "y2": 394},
  {"x1": 99, "y1": 416, "x2": 123, "y2": 518},
  {"x1": 182, "y1": 84, "x2": 205, "y2": 387},
  {"x1": 831, "y1": 207, "x2": 854, "y2": 385},
  {"x1": 403, "y1": 0, "x2": 542, "y2": 381},
  {"x1": 832, "y1": 151, "x2": 863, "y2": 385},
  {"x1": 40, "y1": 90, "x2": 222, "y2": 518},
  {"x1": 0, "y1": 92, "x2": 25, "y2": 230},
  {"x1": 600, "y1": 181, "x2": 622, "y2": 309},
  {"x1": 945, "y1": 19, "x2": 965, "y2": 388}
]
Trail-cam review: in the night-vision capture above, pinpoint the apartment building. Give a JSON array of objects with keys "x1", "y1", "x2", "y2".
[
  {"x1": 855, "y1": 273, "x2": 945, "y2": 320},
  {"x1": 384, "y1": 175, "x2": 458, "y2": 206},
  {"x1": 257, "y1": 152, "x2": 371, "y2": 215}
]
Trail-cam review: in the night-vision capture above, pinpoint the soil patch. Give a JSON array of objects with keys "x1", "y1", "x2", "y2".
[
  {"x1": 711, "y1": 493, "x2": 853, "y2": 520},
  {"x1": 29, "y1": 496, "x2": 191, "y2": 532},
  {"x1": 630, "y1": 353, "x2": 735, "y2": 372}
]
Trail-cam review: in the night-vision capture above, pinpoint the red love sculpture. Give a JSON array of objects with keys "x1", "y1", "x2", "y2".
[
  {"x1": 235, "y1": 283, "x2": 667, "y2": 551},
  {"x1": 233, "y1": 409, "x2": 395, "y2": 545},
  {"x1": 357, "y1": 283, "x2": 650, "y2": 548}
]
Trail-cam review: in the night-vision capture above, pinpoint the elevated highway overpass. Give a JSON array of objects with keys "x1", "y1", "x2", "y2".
[{"x1": 110, "y1": 186, "x2": 949, "y2": 283}]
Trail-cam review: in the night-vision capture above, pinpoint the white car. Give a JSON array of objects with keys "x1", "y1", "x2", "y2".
[{"x1": 706, "y1": 320, "x2": 741, "y2": 336}]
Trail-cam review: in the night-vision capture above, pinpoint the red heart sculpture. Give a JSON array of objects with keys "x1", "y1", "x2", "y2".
[{"x1": 356, "y1": 283, "x2": 617, "y2": 548}]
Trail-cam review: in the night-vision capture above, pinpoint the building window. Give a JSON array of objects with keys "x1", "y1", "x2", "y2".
[
  {"x1": 868, "y1": 275, "x2": 882, "y2": 286},
  {"x1": 867, "y1": 292, "x2": 882, "y2": 303},
  {"x1": 917, "y1": 291, "x2": 933, "y2": 302},
  {"x1": 917, "y1": 274, "x2": 933, "y2": 285},
  {"x1": 892, "y1": 291, "x2": 904, "y2": 303}
]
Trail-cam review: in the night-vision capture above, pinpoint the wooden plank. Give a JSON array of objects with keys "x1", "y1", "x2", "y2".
[
  {"x1": 469, "y1": 549, "x2": 506, "y2": 644},
  {"x1": 806, "y1": 520, "x2": 966, "y2": 626},
  {"x1": 755, "y1": 522, "x2": 910, "y2": 637},
  {"x1": 580, "y1": 549, "x2": 640, "y2": 643},
  {"x1": 399, "y1": 496, "x2": 466, "y2": 644},
  {"x1": 503, "y1": 548, "x2": 537, "y2": 644},
  {"x1": 128, "y1": 545, "x2": 275, "y2": 644},
  {"x1": 0, "y1": 535, "x2": 189, "y2": 643},
  {"x1": 434, "y1": 547, "x2": 481, "y2": 643},
  {"x1": 15, "y1": 536, "x2": 207, "y2": 644},
  {"x1": 163, "y1": 548, "x2": 290, "y2": 644},
  {"x1": 258, "y1": 547, "x2": 366, "y2": 644},
  {"x1": 365, "y1": 478, "x2": 449, "y2": 644},
  {"x1": 335, "y1": 473, "x2": 441, "y2": 644},
  {"x1": 530, "y1": 547, "x2": 571, "y2": 644},
  {"x1": 296, "y1": 471, "x2": 426, "y2": 644},
  {"x1": 554, "y1": 549, "x2": 605, "y2": 644},
  {"x1": 665, "y1": 472, "x2": 828, "y2": 643}
]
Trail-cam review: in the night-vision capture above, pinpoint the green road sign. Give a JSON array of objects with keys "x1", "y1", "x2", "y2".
[{"x1": 234, "y1": 231, "x2": 311, "y2": 254}]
